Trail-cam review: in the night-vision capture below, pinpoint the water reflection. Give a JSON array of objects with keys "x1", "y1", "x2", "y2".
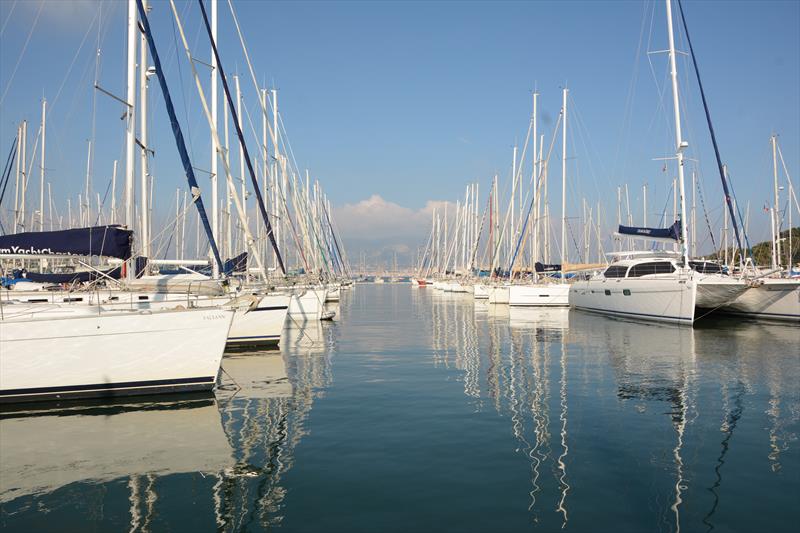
[
  {"x1": 427, "y1": 291, "x2": 799, "y2": 532},
  {"x1": 0, "y1": 320, "x2": 336, "y2": 532}
]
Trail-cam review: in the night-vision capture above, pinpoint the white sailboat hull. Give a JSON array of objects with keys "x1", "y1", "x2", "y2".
[
  {"x1": 225, "y1": 294, "x2": 290, "y2": 346},
  {"x1": 695, "y1": 275, "x2": 749, "y2": 309},
  {"x1": 722, "y1": 278, "x2": 800, "y2": 322},
  {"x1": 570, "y1": 276, "x2": 697, "y2": 324},
  {"x1": 508, "y1": 283, "x2": 570, "y2": 307},
  {"x1": 487, "y1": 285, "x2": 510, "y2": 304},
  {"x1": 0, "y1": 306, "x2": 233, "y2": 403},
  {"x1": 473, "y1": 284, "x2": 489, "y2": 299},
  {"x1": 6, "y1": 290, "x2": 289, "y2": 347},
  {"x1": 288, "y1": 288, "x2": 328, "y2": 320}
]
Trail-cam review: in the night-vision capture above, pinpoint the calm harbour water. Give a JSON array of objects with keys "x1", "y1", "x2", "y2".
[{"x1": 1, "y1": 283, "x2": 798, "y2": 532}]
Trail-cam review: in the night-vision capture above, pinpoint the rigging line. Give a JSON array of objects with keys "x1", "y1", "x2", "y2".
[
  {"x1": 170, "y1": 5, "x2": 195, "y2": 160},
  {"x1": 613, "y1": 0, "x2": 651, "y2": 180},
  {"x1": 0, "y1": 138, "x2": 18, "y2": 210},
  {"x1": 136, "y1": 0, "x2": 224, "y2": 273},
  {"x1": 677, "y1": 0, "x2": 745, "y2": 261},
  {"x1": 0, "y1": 0, "x2": 44, "y2": 106},
  {"x1": 0, "y1": 0, "x2": 18, "y2": 38},
  {"x1": 167, "y1": 0, "x2": 269, "y2": 279},
  {"x1": 226, "y1": 0, "x2": 277, "y2": 146},
  {"x1": 49, "y1": 7, "x2": 101, "y2": 112},
  {"x1": 196, "y1": 0, "x2": 285, "y2": 274}
]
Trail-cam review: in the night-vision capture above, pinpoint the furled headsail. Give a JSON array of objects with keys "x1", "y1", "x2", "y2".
[
  {"x1": 0, "y1": 225, "x2": 133, "y2": 259},
  {"x1": 615, "y1": 220, "x2": 681, "y2": 243}
]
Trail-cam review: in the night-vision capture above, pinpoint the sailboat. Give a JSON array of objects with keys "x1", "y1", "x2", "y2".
[
  {"x1": 509, "y1": 89, "x2": 570, "y2": 307},
  {"x1": 570, "y1": 0, "x2": 748, "y2": 325}
]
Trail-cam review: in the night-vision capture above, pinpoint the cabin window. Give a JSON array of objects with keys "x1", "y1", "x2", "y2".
[
  {"x1": 138, "y1": 295, "x2": 149, "y2": 301},
  {"x1": 604, "y1": 289, "x2": 611, "y2": 296},
  {"x1": 623, "y1": 289, "x2": 631, "y2": 296},
  {"x1": 603, "y1": 265, "x2": 628, "y2": 278},
  {"x1": 690, "y1": 261, "x2": 723, "y2": 274},
  {"x1": 109, "y1": 296, "x2": 119, "y2": 301},
  {"x1": 64, "y1": 298, "x2": 83, "y2": 302},
  {"x1": 627, "y1": 262, "x2": 675, "y2": 277}
]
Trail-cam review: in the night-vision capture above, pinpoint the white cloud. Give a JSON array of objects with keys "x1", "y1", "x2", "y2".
[{"x1": 333, "y1": 194, "x2": 455, "y2": 241}]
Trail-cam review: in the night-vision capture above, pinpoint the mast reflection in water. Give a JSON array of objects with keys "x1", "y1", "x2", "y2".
[{"x1": 1, "y1": 285, "x2": 798, "y2": 532}]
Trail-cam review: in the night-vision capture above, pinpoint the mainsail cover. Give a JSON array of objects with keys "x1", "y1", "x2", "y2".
[
  {"x1": 0, "y1": 225, "x2": 132, "y2": 259},
  {"x1": 616, "y1": 221, "x2": 681, "y2": 243}
]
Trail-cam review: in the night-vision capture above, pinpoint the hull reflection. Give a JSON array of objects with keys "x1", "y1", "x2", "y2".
[{"x1": 0, "y1": 397, "x2": 233, "y2": 504}]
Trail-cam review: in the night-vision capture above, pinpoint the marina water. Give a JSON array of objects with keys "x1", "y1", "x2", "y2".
[{"x1": 1, "y1": 284, "x2": 798, "y2": 532}]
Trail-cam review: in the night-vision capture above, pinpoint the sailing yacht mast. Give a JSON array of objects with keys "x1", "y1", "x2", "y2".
[
  {"x1": 771, "y1": 135, "x2": 781, "y2": 269},
  {"x1": 39, "y1": 99, "x2": 46, "y2": 230},
  {"x1": 124, "y1": 0, "x2": 137, "y2": 279},
  {"x1": 210, "y1": 0, "x2": 220, "y2": 277},
  {"x1": 665, "y1": 0, "x2": 690, "y2": 266},
  {"x1": 139, "y1": 4, "x2": 150, "y2": 259},
  {"x1": 560, "y1": 87, "x2": 568, "y2": 278}
]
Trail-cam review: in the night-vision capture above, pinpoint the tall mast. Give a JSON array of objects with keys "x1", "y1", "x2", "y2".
[
  {"x1": 139, "y1": 3, "x2": 150, "y2": 257},
  {"x1": 511, "y1": 144, "x2": 517, "y2": 258},
  {"x1": 39, "y1": 99, "x2": 46, "y2": 230},
  {"x1": 272, "y1": 88, "x2": 279, "y2": 270},
  {"x1": 771, "y1": 134, "x2": 781, "y2": 268},
  {"x1": 665, "y1": 0, "x2": 690, "y2": 266},
  {"x1": 561, "y1": 87, "x2": 568, "y2": 274},
  {"x1": 691, "y1": 171, "x2": 696, "y2": 257},
  {"x1": 235, "y1": 75, "x2": 246, "y2": 253},
  {"x1": 13, "y1": 123, "x2": 21, "y2": 233},
  {"x1": 532, "y1": 92, "x2": 538, "y2": 269},
  {"x1": 124, "y1": 0, "x2": 136, "y2": 238},
  {"x1": 209, "y1": 0, "x2": 219, "y2": 277},
  {"x1": 20, "y1": 121, "x2": 27, "y2": 230}
]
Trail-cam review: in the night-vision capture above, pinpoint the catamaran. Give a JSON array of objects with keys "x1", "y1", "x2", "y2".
[{"x1": 570, "y1": 0, "x2": 748, "y2": 325}]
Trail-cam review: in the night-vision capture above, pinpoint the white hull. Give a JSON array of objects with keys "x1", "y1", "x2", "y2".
[
  {"x1": 570, "y1": 275, "x2": 697, "y2": 324},
  {"x1": 508, "y1": 283, "x2": 570, "y2": 307},
  {"x1": 722, "y1": 278, "x2": 800, "y2": 322},
  {"x1": 473, "y1": 284, "x2": 489, "y2": 299},
  {"x1": 6, "y1": 290, "x2": 289, "y2": 347},
  {"x1": 325, "y1": 287, "x2": 341, "y2": 302},
  {"x1": 487, "y1": 285, "x2": 510, "y2": 304},
  {"x1": 0, "y1": 305, "x2": 233, "y2": 403},
  {"x1": 288, "y1": 288, "x2": 328, "y2": 320},
  {"x1": 695, "y1": 275, "x2": 749, "y2": 308},
  {"x1": 225, "y1": 294, "x2": 290, "y2": 346}
]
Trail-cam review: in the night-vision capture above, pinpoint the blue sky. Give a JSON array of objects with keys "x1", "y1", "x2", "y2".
[{"x1": 1, "y1": 0, "x2": 798, "y2": 259}]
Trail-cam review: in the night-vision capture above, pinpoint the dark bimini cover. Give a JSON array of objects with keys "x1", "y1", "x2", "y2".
[
  {"x1": 0, "y1": 225, "x2": 133, "y2": 259},
  {"x1": 223, "y1": 252, "x2": 247, "y2": 274},
  {"x1": 617, "y1": 220, "x2": 681, "y2": 241},
  {"x1": 535, "y1": 262, "x2": 562, "y2": 273}
]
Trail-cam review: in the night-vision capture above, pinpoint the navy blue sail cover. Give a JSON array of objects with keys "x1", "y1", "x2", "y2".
[
  {"x1": 0, "y1": 225, "x2": 133, "y2": 259},
  {"x1": 618, "y1": 220, "x2": 681, "y2": 241},
  {"x1": 223, "y1": 252, "x2": 247, "y2": 274},
  {"x1": 535, "y1": 262, "x2": 562, "y2": 273}
]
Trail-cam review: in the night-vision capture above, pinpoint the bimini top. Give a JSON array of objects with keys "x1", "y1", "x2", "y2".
[{"x1": 615, "y1": 220, "x2": 681, "y2": 243}]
